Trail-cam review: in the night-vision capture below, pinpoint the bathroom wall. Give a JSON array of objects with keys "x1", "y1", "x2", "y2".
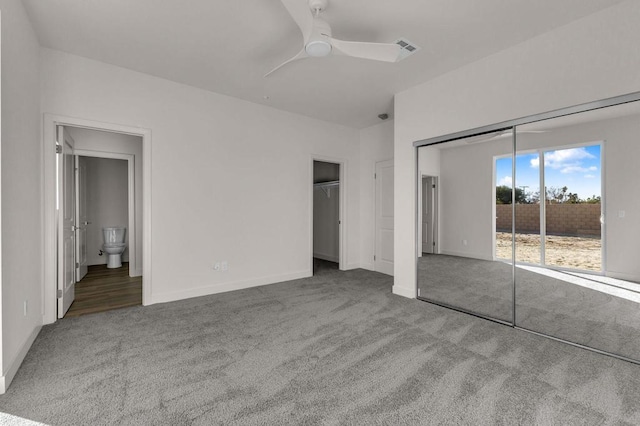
[
  {"x1": 83, "y1": 157, "x2": 129, "y2": 266},
  {"x1": 68, "y1": 127, "x2": 143, "y2": 275}
]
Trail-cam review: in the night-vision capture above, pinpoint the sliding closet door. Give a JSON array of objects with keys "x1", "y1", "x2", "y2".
[
  {"x1": 514, "y1": 101, "x2": 640, "y2": 362},
  {"x1": 417, "y1": 131, "x2": 514, "y2": 323}
]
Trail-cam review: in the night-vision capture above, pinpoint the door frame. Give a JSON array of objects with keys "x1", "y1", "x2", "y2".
[
  {"x1": 75, "y1": 150, "x2": 136, "y2": 278},
  {"x1": 43, "y1": 114, "x2": 152, "y2": 324},
  {"x1": 310, "y1": 155, "x2": 347, "y2": 271}
]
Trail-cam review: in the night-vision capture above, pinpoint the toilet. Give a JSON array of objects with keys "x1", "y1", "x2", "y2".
[{"x1": 103, "y1": 227, "x2": 127, "y2": 268}]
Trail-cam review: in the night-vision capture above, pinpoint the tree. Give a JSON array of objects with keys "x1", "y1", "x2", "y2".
[{"x1": 496, "y1": 185, "x2": 526, "y2": 204}]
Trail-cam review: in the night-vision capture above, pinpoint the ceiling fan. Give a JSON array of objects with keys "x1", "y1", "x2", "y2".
[
  {"x1": 265, "y1": 0, "x2": 403, "y2": 77},
  {"x1": 465, "y1": 129, "x2": 547, "y2": 144}
]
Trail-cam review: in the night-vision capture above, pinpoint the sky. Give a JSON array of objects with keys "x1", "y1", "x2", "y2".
[{"x1": 496, "y1": 145, "x2": 601, "y2": 201}]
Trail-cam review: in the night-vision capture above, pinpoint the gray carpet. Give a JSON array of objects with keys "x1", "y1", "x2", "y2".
[
  {"x1": 418, "y1": 254, "x2": 640, "y2": 362},
  {"x1": 2, "y1": 261, "x2": 640, "y2": 425}
]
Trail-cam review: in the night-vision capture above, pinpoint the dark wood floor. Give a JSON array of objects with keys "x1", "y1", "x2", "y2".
[{"x1": 65, "y1": 262, "x2": 142, "y2": 318}]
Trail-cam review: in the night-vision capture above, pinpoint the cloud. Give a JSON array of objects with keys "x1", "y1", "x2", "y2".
[
  {"x1": 561, "y1": 165, "x2": 598, "y2": 174},
  {"x1": 530, "y1": 157, "x2": 540, "y2": 168},
  {"x1": 498, "y1": 176, "x2": 512, "y2": 186},
  {"x1": 584, "y1": 174, "x2": 596, "y2": 179},
  {"x1": 529, "y1": 147, "x2": 597, "y2": 175}
]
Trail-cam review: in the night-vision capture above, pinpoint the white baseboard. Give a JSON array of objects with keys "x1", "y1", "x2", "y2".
[
  {"x1": 392, "y1": 285, "x2": 416, "y2": 299},
  {"x1": 344, "y1": 263, "x2": 361, "y2": 270},
  {"x1": 0, "y1": 325, "x2": 41, "y2": 394},
  {"x1": 313, "y1": 253, "x2": 339, "y2": 263},
  {"x1": 130, "y1": 268, "x2": 143, "y2": 277},
  {"x1": 606, "y1": 270, "x2": 640, "y2": 283},
  {"x1": 360, "y1": 262, "x2": 374, "y2": 271},
  {"x1": 150, "y1": 270, "x2": 312, "y2": 305},
  {"x1": 440, "y1": 250, "x2": 493, "y2": 261}
]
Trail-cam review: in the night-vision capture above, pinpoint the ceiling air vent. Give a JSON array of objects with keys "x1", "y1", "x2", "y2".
[{"x1": 395, "y1": 38, "x2": 421, "y2": 60}]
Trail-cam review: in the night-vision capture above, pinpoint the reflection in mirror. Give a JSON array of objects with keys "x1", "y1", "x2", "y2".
[
  {"x1": 514, "y1": 101, "x2": 640, "y2": 361},
  {"x1": 417, "y1": 131, "x2": 514, "y2": 323}
]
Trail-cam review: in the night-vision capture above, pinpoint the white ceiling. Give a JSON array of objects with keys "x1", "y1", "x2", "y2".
[{"x1": 22, "y1": 0, "x2": 626, "y2": 129}]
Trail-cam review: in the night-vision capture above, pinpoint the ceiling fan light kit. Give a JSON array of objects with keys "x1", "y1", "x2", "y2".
[{"x1": 265, "y1": 0, "x2": 406, "y2": 77}]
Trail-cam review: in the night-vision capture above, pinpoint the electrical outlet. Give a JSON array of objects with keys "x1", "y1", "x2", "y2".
[
  {"x1": 213, "y1": 262, "x2": 221, "y2": 271},
  {"x1": 221, "y1": 261, "x2": 228, "y2": 271},
  {"x1": 462, "y1": 239, "x2": 468, "y2": 246},
  {"x1": 24, "y1": 300, "x2": 28, "y2": 317}
]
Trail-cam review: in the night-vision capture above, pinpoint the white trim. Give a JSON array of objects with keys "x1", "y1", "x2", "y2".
[
  {"x1": 43, "y1": 114, "x2": 152, "y2": 325},
  {"x1": 440, "y1": 250, "x2": 494, "y2": 262},
  {"x1": 74, "y1": 150, "x2": 138, "y2": 277},
  {"x1": 310, "y1": 155, "x2": 348, "y2": 271},
  {"x1": 606, "y1": 270, "x2": 640, "y2": 283},
  {"x1": 0, "y1": 326, "x2": 41, "y2": 394},
  {"x1": 392, "y1": 285, "x2": 416, "y2": 299},
  {"x1": 151, "y1": 270, "x2": 311, "y2": 305}
]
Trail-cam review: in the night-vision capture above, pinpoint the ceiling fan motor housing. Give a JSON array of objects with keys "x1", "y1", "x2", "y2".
[
  {"x1": 305, "y1": 18, "x2": 332, "y2": 57},
  {"x1": 308, "y1": 0, "x2": 328, "y2": 14}
]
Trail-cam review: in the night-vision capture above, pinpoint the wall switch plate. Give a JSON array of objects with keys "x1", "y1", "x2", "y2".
[
  {"x1": 221, "y1": 261, "x2": 228, "y2": 271},
  {"x1": 462, "y1": 239, "x2": 468, "y2": 246},
  {"x1": 213, "y1": 263, "x2": 221, "y2": 271},
  {"x1": 619, "y1": 210, "x2": 626, "y2": 218}
]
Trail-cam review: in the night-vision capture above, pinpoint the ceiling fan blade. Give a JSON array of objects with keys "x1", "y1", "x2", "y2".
[
  {"x1": 329, "y1": 38, "x2": 402, "y2": 63},
  {"x1": 279, "y1": 0, "x2": 315, "y2": 43},
  {"x1": 264, "y1": 48, "x2": 308, "y2": 77}
]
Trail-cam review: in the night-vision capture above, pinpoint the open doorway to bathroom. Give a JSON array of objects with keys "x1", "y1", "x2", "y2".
[
  {"x1": 312, "y1": 160, "x2": 341, "y2": 274},
  {"x1": 57, "y1": 126, "x2": 143, "y2": 318}
]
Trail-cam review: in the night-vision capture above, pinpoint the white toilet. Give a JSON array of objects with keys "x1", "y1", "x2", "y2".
[{"x1": 103, "y1": 227, "x2": 127, "y2": 268}]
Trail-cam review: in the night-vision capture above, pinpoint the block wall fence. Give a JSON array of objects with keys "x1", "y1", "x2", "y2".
[{"x1": 496, "y1": 203, "x2": 601, "y2": 237}]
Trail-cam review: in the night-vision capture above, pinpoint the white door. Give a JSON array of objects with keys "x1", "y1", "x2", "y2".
[
  {"x1": 58, "y1": 126, "x2": 76, "y2": 318},
  {"x1": 375, "y1": 159, "x2": 394, "y2": 275},
  {"x1": 76, "y1": 156, "x2": 89, "y2": 281}
]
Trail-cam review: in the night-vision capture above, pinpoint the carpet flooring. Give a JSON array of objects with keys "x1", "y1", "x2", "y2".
[
  {"x1": 2, "y1": 261, "x2": 640, "y2": 425},
  {"x1": 418, "y1": 254, "x2": 640, "y2": 362}
]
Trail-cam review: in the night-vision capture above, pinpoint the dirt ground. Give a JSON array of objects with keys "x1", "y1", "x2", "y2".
[{"x1": 496, "y1": 232, "x2": 601, "y2": 271}]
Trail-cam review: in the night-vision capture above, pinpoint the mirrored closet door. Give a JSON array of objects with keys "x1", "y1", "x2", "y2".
[
  {"x1": 514, "y1": 101, "x2": 640, "y2": 362},
  {"x1": 416, "y1": 94, "x2": 640, "y2": 363},
  {"x1": 417, "y1": 131, "x2": 515, "y2": 324}
]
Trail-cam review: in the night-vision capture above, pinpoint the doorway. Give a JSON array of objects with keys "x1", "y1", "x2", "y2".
[
  {"x1": 312, "y1": 160, "x2": 342, "y2": 274},
  {"x1": 51, "y1": 122, "x2": 145, "y2": 319},
  {"x1": 421, "y1": 176, "x2": 438, "y2": 255}
]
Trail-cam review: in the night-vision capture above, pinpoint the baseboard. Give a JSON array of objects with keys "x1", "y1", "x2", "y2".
[
  {"x1": 344, "y1": 263, "x2": 361, "y2": 270},
  {"x1": 130, "y1": 268, "x2": 143, "y2": 277},
  {"x1": 313, "y1": 253, "x2": 339, "y2": 263},
  {"x1": 606, "y1": 270, "x2": 640, "y2": 284},
  {"x1": 359, "y1": 262, "x2": 374, "y2": 271},
  {"x1": 0, "y1": 325, "x2": 42, "y2": 394},
  {"x1": 440, "y1": 250, "x2": 493, "y2": 261},
  {"x1": 150, "y1": 270, "x2": 312, "y2": 305},
  {"x1": 392, "y1": 285, "x2": 416, "y2": 299}
]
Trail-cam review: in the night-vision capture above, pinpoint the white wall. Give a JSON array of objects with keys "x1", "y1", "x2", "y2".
[
  {"x1": 84, "y1": 157, "x2": 129, "y2": 266},
  {"x1": 0, "y1": 0, "x2": 42, "y2": 393},
  {"x1": 41, "y1": 48, "x2": 361, "y2": 306},
  {"x1": 358, "y1": 120, "x2": 394, "y2": 271},
  {"x1": 68, "y1": 127, "x2": 143, "y2": 274},
  {"x1": 393, "y1": 0, "x2": 640, "y2": 298}
]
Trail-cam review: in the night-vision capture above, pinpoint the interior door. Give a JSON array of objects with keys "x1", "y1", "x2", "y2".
[
  {"x1": 375, "y1": 159, "x2": 394, "y2": 275},
  {"x1": 76, "y1": 156, "x2": 89, "y2": 281},
  {"x1": 58, "y1": 126, "x2": 76, "y2": 318},
  {"x1": 422, "y1": 176, "x2": 437, "y2": 254}
]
